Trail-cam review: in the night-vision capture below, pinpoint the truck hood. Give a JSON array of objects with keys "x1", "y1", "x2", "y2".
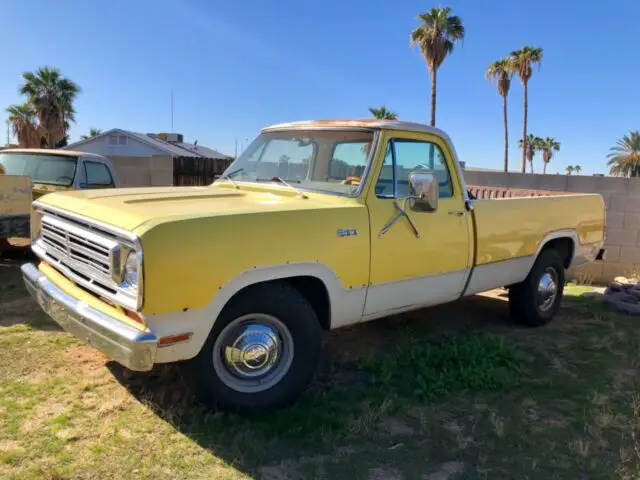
[{"x1": 35, "y1": 184, "x2": 357, "y2": 233}]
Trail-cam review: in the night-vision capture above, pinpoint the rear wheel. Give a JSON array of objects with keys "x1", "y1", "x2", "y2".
[
  {"x1": 180, "y1": 281, "x2": 322, "y2": 412},
  {"x1": 509, "y1": 249, "x2": 565, "y2": 326}
]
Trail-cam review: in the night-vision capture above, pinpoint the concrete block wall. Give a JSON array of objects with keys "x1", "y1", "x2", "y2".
[{"x1": 463, "y1": 170, "x2": 640, "y2": 284}]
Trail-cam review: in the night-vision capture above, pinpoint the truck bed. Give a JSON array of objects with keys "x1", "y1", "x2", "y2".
[{"x1": 462, "y1": 191, "x2": 605, "y2": 295}]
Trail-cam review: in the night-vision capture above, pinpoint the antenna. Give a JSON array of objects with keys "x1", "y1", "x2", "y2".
[{"x1": 171, "y1": 88, "x2": 174, "y2": 133}]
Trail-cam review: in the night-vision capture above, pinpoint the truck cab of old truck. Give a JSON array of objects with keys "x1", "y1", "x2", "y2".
[
  {"x1": 22, "y1": 119, "x2": 605, "y2": 411},
  {"x1": 0, "y1": 149, "x2": 119, "y2": 253}
]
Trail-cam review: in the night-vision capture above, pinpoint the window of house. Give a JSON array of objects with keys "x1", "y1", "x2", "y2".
[
  {"x1": 375, "y1": 139, "x2": 453, "y2": 198},
  {"x1": 108, "y1": 135, "x2": 128, "y2": 146}
]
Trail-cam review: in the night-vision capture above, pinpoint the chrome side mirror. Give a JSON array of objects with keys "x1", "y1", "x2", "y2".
[{"x1": 409, "y1": 172, "x2": 439, "y2": 212}]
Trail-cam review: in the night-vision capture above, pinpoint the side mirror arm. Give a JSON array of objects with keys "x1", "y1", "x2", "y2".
[{"x1": 378, "y1": 196, "x2": 421, "y2": 239}]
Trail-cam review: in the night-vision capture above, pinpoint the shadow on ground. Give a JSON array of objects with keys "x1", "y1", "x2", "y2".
[
  {"x1": 0, "y1": 246, "x2": 60, "y2": 331},
  {"x1": 107, "y1": 293, "x2": 518, "y2": 475}
]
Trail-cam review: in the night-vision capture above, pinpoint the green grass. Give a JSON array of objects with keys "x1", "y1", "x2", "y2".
[
  {"x1": 564, "y1": 284, "x2": 599, "y2": 296},
  {"x1": 360, "y1": 333, "x2": 521, "y2": 401},
  {"x1": 2, "y1": 259, "x2": 640, "y2": 479}
]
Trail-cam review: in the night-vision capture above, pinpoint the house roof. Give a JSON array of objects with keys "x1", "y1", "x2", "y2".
[
  {"x1": 64, "y1": 128, "x2": 231, "y2": 159},
  {"x1": 173, "y1": 142, "x2": 231, "y2": 160}
]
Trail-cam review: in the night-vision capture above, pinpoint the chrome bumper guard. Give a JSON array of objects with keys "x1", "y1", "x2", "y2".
[{"x1": 21, "y1": 263, "x2": 157, "y2": 371}]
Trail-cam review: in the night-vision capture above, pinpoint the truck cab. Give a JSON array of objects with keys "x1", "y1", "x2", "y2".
[
  {"x1": 0, "y1": 149, "x2": 119, "y2": 199},
  {"x1": 0, "y1": 149, "x2": 118, "y2": 250}
]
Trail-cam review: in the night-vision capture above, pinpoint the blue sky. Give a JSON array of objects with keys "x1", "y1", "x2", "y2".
[{"x1": 1, "y1": 0, "x2": 638, "y2": 175}]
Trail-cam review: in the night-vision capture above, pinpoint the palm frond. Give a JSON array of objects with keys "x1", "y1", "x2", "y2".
[
  {"x1": 410, "y1": 6, "x2": 465, "y2": 71},
  {"x1": 607, "y1": 131, "x2": 640, "y2": 176}
]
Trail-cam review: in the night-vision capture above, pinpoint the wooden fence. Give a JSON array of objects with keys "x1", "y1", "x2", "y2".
[{"x1": 173, "y1": 157, "x2": 234, "y2": 186}]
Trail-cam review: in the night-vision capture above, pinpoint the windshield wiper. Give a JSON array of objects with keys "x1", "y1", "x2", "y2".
[
  {"x1": 257, "y1": 176, "x2": 308, "y2": 199},
  {"x1": 219, "y1": 167, "x2": 244, "y2": 189}
]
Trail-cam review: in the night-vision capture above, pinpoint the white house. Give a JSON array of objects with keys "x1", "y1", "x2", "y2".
[{"x1": 64, "y1": 129, "x2": 233, "y2": 187}]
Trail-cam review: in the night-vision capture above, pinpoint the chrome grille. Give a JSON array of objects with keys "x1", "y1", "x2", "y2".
[
  {"x1": 39, "y1": 214, "x2": 119, "y2": 284},
  {"x1": 32, "y1": 207, "x2": 140, "y2": 311}
]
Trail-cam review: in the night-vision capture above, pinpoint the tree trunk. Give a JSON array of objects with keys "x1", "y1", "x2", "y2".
[
  {"x1": 530, "y1": 160, "x2": 534, "y2": 174},
  {"x1": 502, "y1": 95, "x2": 509, "y2": 172},
  {"x1": 543, "y1": 162, "x2": 547, "y2": 174},
  {"x1": 521, "y1": 81, "x2": 528, "y2": 173},
  {"x1": 430, "y1": 68, "x2": 437, "y2": 127}
]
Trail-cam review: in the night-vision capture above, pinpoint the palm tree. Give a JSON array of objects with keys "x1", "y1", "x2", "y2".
[
  {"x1": 565, "y1": 165, "x2": 574, "y2": 175},
  {"x1": 607, "y1": 131, "x2": 640, "y2": 177},
  {"x1": 368, "y1": 106, "x2": 398, "y2": 120},
  {"x1": 573, "y1": 165, "x2": 582, "y2": 175},
  {"x1": 80, "y1": 128, "x2": 102, "y2": 140},
  {"x1": 518, "y1": 134, "x2": 541, "y2": 173},
  {"x1": 510, "y1": 46, "x2": 543, "y2": 173},
  {"x1": 410, "y1": 6, "x2": 465, "y2": 127},
  {"x1": 5, "y1": 103, "x2": 40, "y2": 148},
  {"x1": 19, "y1": 66, "x2": 81, "y2": 148},
  {"x1": 539, "y1": 137, "x2": 560, "y2": 174},
  {"x1": 485, "y1": 58, "x2": 514, "y2": 172}
]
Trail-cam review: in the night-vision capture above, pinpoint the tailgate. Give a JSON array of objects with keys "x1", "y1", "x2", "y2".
[{"x1": 0, "y1": 175, "x2": 32, "y2": 239}]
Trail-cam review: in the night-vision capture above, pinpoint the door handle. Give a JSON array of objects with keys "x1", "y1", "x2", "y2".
[{"x1": 448, "y1": 211, "x2": 465, "y2": 217}]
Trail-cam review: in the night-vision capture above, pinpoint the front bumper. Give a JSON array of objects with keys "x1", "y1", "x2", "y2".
[{"x1": 21, "y1": 263, "x2": 158, "y2": 371}]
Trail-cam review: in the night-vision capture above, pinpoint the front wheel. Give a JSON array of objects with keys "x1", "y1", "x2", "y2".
[
  {"x1": 509, "y1": 249, "x2": 565, "y2": 327},
  {"x1": 180, "y1": 281, "x2": 322, "y2": 412}
]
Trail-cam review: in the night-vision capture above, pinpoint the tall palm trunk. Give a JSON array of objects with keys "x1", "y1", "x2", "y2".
[
  {"x1": 543, "y1": 162, "x2": 547, "y2": 174},
  {"x1": 430, "y1": 68, "x2": 437, "y2": 127},
  {"x1": 502, "y1": 95, "x2": 509, "y2": 172},
  {"x1": 529, "y1": 159, "x2": 534, "y2": 173},
  {"x1": 521, "y1": 81, "x2": 528, "y2": 173}
]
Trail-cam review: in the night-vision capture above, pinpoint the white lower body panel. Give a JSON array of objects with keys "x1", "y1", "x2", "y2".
[{"x1": 362, "y1": 269, "x2": 469, "y2": 320}]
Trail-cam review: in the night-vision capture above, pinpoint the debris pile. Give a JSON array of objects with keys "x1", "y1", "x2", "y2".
[{"x1": 586, "y1": 276, "x2": 640, "y2": 315}]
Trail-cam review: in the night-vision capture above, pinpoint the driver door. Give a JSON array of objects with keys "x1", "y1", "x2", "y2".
[{"x1": 363, "y1": 131, "x2": 473, "y2": 318}]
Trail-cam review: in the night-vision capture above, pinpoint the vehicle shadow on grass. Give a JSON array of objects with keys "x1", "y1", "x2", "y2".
[
  {"x1": 107, "y1": 292, "x2": 518, "y2": 476},
  {"x1": 0, "y1": 249, "x2": 62, "y2": 332}
]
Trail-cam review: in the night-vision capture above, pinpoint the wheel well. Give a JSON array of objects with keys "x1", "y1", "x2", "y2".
[
  {"x1": 541, "y1": 237, "x2": 574, "y2": 268},
  {"x1": 222, "y1": 276, "x2": 331, "y2": 331},
  {"x1": 283, "y1": 276, "x2": 331, "y2": 330}
]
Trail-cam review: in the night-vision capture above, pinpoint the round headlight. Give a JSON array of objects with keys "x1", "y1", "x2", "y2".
[{"x1": 123, "y1": 251, "x2": 139, "y2": 287}]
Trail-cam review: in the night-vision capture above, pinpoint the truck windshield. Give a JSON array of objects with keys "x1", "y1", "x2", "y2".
[
  {"x1": 218, "y1": 130, "x2": 375, "y2": 195},
  {"x1": 0, "y1": 153, "x2": 78, "y2": 186}
]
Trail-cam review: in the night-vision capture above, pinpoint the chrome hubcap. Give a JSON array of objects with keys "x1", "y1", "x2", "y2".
[
  {"x1": 537, "y1": 268, "x2": 558, "y2": 312},
  {"x1": 213, "y1": 314, "x2": 294, "y2": 393}
]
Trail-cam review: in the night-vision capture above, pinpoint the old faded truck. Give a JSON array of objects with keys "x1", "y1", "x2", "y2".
[
  {"x1": 0, "y1": 149, "x2": 119, "y2": 252},
  {"x1": 22, "y1": 119, "x2": 605, "y2": 411}
]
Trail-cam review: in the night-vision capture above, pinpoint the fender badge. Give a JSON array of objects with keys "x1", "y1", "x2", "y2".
[{"x1": 337, "y1": 229, "x2": 358, "y2": 237}]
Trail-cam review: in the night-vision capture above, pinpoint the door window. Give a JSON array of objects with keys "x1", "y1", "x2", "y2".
[
  {"x1": 80, "y1": 161, "x2": 114, "y2": 187},
  {"x1": 375, "y1": 139, "x2": 453, "y2": 198}
]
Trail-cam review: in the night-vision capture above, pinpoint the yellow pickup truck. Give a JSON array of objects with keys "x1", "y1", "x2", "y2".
[{"x1": 21, "y1": 119, "x2": 605, "y2": 411}]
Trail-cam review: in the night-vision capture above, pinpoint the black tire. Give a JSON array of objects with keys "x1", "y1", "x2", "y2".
[
  {"x1": 509, "y1": 248, "x2": 565, "y2": 327},
  {"x1": 0, "y1": 238, "x2": 9, "y2": 257},
  {"x1": 180, "y1": 281, "x2": 322, "y2": 412}
]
